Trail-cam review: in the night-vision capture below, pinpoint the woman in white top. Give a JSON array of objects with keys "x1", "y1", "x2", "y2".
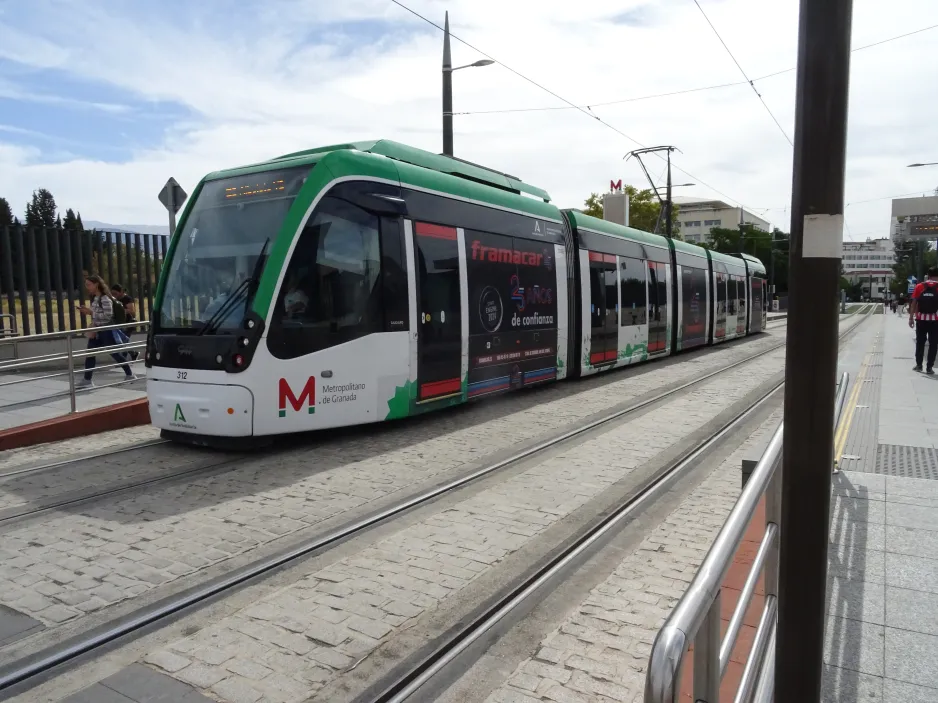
[{"x1": 77, "y1": 275, "x2": 134, "y2": 387}]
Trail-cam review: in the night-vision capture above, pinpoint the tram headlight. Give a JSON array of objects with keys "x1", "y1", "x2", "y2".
[
  {"x1": 155, "y1": 352, "x2": 161, "y2": 361},
  {"x1": 215, "y1": 354, "x2": 223, "y2": 364},
  {"x1": 233, "y1": 353, "x2": 245, "y2": 367},
  {"x1": 240, "y1": 337, "x2": 250, "y2": 348}
]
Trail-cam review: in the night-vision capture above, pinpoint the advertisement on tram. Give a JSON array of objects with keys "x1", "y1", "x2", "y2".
[{"x1": 465, "y1": 231, "x2": 559, "y2": 398}]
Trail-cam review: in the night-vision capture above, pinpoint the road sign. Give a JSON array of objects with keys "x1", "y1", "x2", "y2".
[
  {"x1": 158, "y1": 177, "x2": 188, "y2": 235},
  {"x1": 158, "y1": 177, "x2": 187, "y2": 214}
]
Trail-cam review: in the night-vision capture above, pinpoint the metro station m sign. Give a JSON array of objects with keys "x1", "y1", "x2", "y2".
[{"x1": 279, "y1": 376, "x2": 316, "y2": 416}]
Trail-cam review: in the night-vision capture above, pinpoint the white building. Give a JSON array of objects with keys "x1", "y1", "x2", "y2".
[
  {"x1": 842, "y1": 238, "x2": 894, "y2": 300},
  {"x1": 672, "y1": 196, "x2": 771, "y2": 244}
]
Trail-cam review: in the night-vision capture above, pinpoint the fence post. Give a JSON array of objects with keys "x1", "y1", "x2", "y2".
[
  {"x1": 13, "y1": 225, "x2": 29, "y2": 335},
  {"x1": 50, "y1": 227, "x2": 65, "y2": 331},
  {"x1": 66, "y1": 335, "x2": 76, "y2": 413},
  {"x1": 134, "y1": 232, "x2": 144, "y2": 322},
  {"x1": 693, "y1": 592, "x2": 721, "y2": 702},
  {"x1": 38, "y1": 226, "x2": 54, "y2": 332},
  {"x1": 1, "y1": 225, "x2": 15, "y2": 336},
  {"x1": 143, "y1": 233, "x2": 153, "y2": 322},
  {"x1": 63, "y1": 228, "x2": 77, "y2": 330},
  {"x1": 25, "y1": 227, "x2": 42, "y2": 333}
]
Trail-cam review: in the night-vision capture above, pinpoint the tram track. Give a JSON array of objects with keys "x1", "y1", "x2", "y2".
[
  {"x1": 364, "y1": 310, "x2": 872, "y2": 702},
  {"x1": 0, "y1": 439, "x2": 170, "y2": 480},
  {"x1": 0, "y1": 312, "x2": 873, "y2": 698},
  {"x1": 0, "y1": 323, "x2": 789, "y2": 526}
]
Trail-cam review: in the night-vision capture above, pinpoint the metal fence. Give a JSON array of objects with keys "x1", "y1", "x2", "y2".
[
  {"x1": 0, "y1": 224, "x2": 168, "y2": 337},
  {"x1": 0, "y1": 322, "x2": 148, "y2": 414},
  {"x1": 643, "y1": 372, "x2": 850, "y2": 703}
]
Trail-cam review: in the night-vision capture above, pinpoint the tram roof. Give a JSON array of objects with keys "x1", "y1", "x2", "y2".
[
  {"x1": 708, "y1": 249, "x2": 749, "y2": 270},
  {"x1": 670, "y1": 237, "x2": 709, "y2": 259},
  {"x1": 563, "y1": 210, "x2": 670, "y2": 250},
  {"x1": 232, "y1": 139, "x2": 555, "y2": 203},
  {"x1": 740, "y1": 252, "x2": 767, "y2": 273}
]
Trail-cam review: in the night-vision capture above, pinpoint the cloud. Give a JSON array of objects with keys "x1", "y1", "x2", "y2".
[{"x1": 0, "y1": 0, "x2": 935, "y2": 242}]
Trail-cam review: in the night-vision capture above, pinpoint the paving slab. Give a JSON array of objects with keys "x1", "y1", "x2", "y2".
[{"x1": 826, "y1": 313, "x2": 938, "y2": 696}]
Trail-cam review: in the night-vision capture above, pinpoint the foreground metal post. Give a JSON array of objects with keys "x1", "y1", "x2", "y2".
[
  {"x1": 693, "y1": 592, "x2": 721, "y2": 702},
  {"x1": 777, "y1": 0, "x2": 854, "y2": 698},
  {"x1": 66, "y1": 336, "x2": 76, "y2": 413}
]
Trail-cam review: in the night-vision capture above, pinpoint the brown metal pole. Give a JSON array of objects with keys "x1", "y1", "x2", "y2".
[{"x1": 776, "y1": 0, "x2": 854, "y2": 699}]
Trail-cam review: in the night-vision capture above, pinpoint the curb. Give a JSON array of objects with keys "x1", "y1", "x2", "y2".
[{"x1": 0, "y1": 399, "x2": 150, "y2": 452}]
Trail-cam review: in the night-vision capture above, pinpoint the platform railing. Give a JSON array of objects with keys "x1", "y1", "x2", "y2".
[
  {"x1": 0, "y1": 313, "x2": 16, "y2": 340},
  {"x1": 0, "y1": 322, "x2": 148, "y2": 414},
  {"x1": 644, "y1": 371, "x2": 850, "y2": 703}
]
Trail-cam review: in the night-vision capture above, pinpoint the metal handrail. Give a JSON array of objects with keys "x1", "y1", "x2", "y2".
[
  {"x1": 0, "y1": 313, "x2": 17, "y2": 338},
  {"x1": 0, "y1": 320, "x2": 149, "y2": 346},
  {"x1": 644, "y1": 371, "x2": 850, "y2": 703},
  {"x1": 0, "y1": 323, "x2": 149, "y2": 415}
]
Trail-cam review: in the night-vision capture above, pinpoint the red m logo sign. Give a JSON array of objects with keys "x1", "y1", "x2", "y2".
[{"x1": 279, "y1": 376, "x2": 316, "y2": 416}]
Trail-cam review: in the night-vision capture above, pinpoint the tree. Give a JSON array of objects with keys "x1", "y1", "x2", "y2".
[
  {"x1": 24, "y1": 188, "x2": 57, "y2": 231},
  {"x1": 891, "y1": 239, "x2": 937, "y2": 295},
  {"x1": 583, "y1": 194, "x2": 603, "y2": 218},
  {"x1": 580, "y1": 185, "x2": 681, "y2": 236},
  {"x1": 63, "y1": 208, "x2": 81, "y2": 232},
  {"x1": 0, "y1": 197, "x2": 11, "y2": 227}
]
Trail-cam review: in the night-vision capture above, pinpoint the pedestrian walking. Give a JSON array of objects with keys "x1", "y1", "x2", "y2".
[
  {"x1": 110, "y1": 283, "x2": 139, "y2": 361},
  {"x1": 77, "y1": 275, "x2": 134, "y2": 387},
  {"x1": 909, "y1": 266, "x2": 938, "y2": 374}
]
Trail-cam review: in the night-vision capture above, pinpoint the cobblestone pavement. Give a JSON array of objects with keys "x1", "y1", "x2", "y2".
[
  {"x1": 0, "y1": 425, "x2": 161, "y2": 474},
  {"x1": 483, "y1": 410, "x2": 782, "y2": 703},
  {"x1": 134, "y1": 351, "x2": 786, "y2": 703},
  {"x1": 0, "y1": 331, "x2": 791, "y2": 635},
  {"x1": 0, "y1": 442, "x2": 234, "y2": 513}
]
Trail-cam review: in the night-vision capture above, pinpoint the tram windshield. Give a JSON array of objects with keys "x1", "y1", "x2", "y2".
[{"x1": 158, "y1": 165, "x2": 310, "y2": 333}]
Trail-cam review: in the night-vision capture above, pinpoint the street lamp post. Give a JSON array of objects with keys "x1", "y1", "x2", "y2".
[{"x1": 441, "y1": 12, "x2": 494, "y2": 157}]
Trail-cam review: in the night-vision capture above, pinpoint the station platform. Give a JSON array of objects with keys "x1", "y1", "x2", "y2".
[
  {"x1": 0, "y1": 365, "x2": 149, "y2": 450},
  {"x1": 825, "y1": 310, "x2": 938, "y2": 700}
]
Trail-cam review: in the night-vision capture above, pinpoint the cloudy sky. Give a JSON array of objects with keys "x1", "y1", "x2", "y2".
[{"x1": 0, "y1": 0, "x2": 936, "y2": 239}]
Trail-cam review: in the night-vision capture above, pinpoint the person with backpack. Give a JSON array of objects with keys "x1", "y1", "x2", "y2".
[
  {"x1": 909, "y1": 266, "x2": 938, "y2": 374},
  {"x1": 76, "y1": 275, "x2": 134, "y2": 387},
  {"x1": 110, "y1": 283, "x2": 139, "y2": 361}
]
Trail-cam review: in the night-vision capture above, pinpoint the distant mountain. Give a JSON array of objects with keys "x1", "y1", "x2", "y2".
[{"x1": 84, "y1": 221, "x2": 169, "y2": 236}]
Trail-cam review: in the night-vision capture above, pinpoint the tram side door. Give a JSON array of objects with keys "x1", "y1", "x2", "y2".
[
  {"x1": 750, "y1": 276, "x2": 764, "y2": 333},
  {"x1": 413, "y1": 222, "x2": 464, "y2": 403},
  {"x1": 588, "y1": 252, "x2": 618, "y2": 365},
  {"x1": 715, "y1": 272, "x2": 727, "y2": 339}
]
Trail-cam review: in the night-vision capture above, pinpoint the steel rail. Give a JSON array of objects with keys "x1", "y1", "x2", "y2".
[
  {"x1": 0, "y1": 319, "x2": 810, "y2": 694},
  {"x1": 0, "y1": 311, "x2": 871, "y2": 695},
  {"x1": 0, "y1": 439, "x2": 169, "y2": 480}
]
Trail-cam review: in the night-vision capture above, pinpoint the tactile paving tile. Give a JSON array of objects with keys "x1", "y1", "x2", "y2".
[{"x1": 875, "y1": 443, "x2": 938, "y2": 481}]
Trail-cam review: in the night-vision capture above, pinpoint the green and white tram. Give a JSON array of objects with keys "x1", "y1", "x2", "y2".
[{"x1": 146, "y1": 140, "x2": 766, "y2": 443}]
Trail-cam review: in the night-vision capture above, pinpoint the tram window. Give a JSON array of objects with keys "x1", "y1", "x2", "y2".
[
  {"x1": 380, "y1": 217, "x2": 409, "y2": 332},
  {"x1": 268, "y1": 196, "x2": 382, "y2": 359},
  {"x1": 589, "y1": 260, "x2": 605, "y2": 333},
  {"x1": 605, "y1": 264, "x2": 618, "y2": 328},
  {"x1": 619, "y1": 257, "x2": 647, "y2": 326}
]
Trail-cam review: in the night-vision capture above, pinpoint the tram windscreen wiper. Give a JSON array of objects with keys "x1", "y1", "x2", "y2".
[{"x1": 198, "y1": 238, "x2": 270, "y2": 336}]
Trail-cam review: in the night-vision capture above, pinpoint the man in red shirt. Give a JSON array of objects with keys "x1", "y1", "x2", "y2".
[{"x1": 909, "y1": 266, "x2": 938, "y2": 374}]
